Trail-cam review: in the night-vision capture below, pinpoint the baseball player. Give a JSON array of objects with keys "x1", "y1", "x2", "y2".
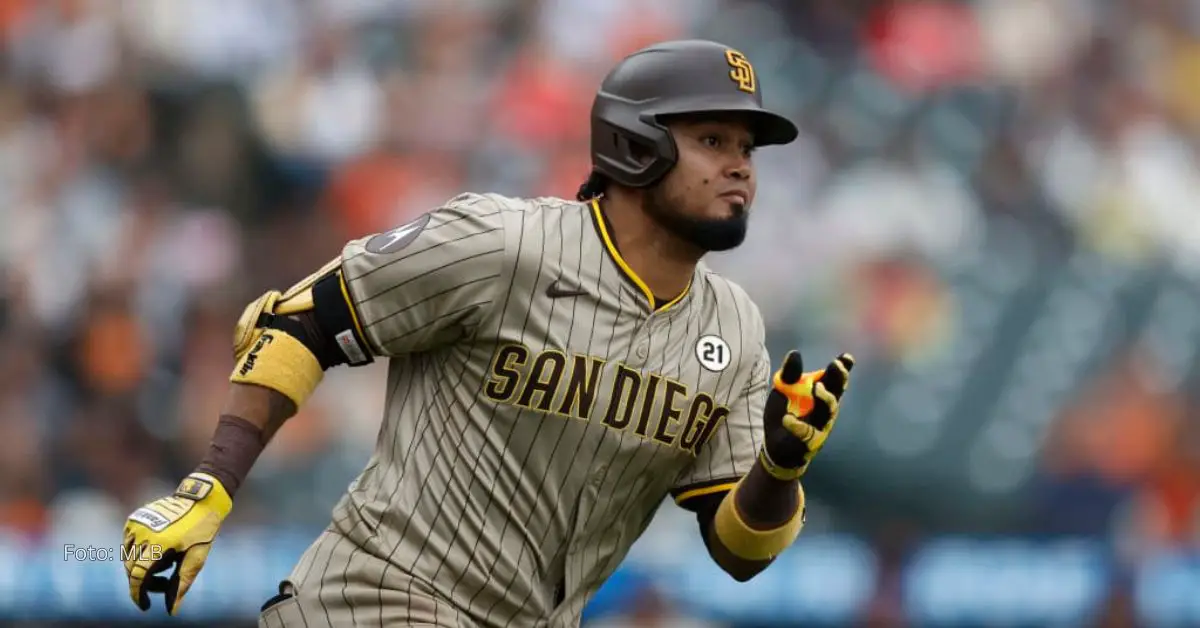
[{"x1": 121, "y1": 39, "x2": 855, "y2": 628}]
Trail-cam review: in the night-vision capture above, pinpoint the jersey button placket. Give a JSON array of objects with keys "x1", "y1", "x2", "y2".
[
  {"x1": 631, "y1": 309, "x2": 656, "y2": 365},
  {"x1": 623, "y1": 320, "x2": 646, "y2": 367}
]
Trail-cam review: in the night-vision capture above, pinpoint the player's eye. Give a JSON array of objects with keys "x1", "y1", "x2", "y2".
[
  {"x1": 701, "y1": 135, "x2": 721, "y2": 149},
  {"x1": 742, "y1": 143, "x2": 756, "y2": 158}
]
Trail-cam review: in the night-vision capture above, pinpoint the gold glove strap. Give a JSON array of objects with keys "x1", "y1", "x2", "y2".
[
  {"x1": 176, "y1": 473, "x2": 233, "y2": 517},
  {"x1": 229, "y1": 329, "x2": 324, "y2": 408},
  {"x1": 758, "y1": 447, "x2": 806, "y2": 481},
  {"x1": 713, "y1": 479, "x2": 806, "y2": 561},
  {"x1": 234, "y1": 291, "x2": 281, "y2": 359}
]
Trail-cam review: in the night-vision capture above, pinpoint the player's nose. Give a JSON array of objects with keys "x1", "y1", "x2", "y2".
[{"x1": 723, "y1": 151, "x2": 753, "y2": 181}]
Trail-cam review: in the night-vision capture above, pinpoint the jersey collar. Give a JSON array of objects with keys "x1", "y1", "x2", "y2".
[{"x1": 588, "y1": 198, "x2": 692, "y2": 314}]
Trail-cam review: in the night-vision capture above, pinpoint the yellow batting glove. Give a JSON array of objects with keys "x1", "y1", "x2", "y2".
[
  {"x1": 759, "y1": 350, "x2": 855, "y2": 479},
  {"x1": 122, "y1": 473, "x2": 232, "y2": 615}
]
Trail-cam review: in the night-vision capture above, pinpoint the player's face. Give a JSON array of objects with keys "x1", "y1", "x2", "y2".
[{"x1": 642, "y1": 115, "x2": 758, "y2": 252}]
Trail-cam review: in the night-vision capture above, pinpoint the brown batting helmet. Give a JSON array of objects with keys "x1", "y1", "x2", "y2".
[{"x1": 589, "y1": 39, "x2": 799, "y2": 188}]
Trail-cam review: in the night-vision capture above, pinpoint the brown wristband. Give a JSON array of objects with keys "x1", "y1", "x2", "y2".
[{"x1": 195, "y1": 415, "x2": 267, "y2": 499}]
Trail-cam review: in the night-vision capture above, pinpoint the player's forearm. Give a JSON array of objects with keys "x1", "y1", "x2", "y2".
[
  {"x1": 194, "y1": 383, "x2": 297, "y2": 498},
  {"x1": 220, "y1": 381, "x2": 298, "y2": 441},
  {"x1": 705, "y1": 461, "x2": 805, "y2": 581},
  {"x1": 203, "y1": 278, "x2": 359, "y2": 497},
  {"x1": 734, "y1": 461, "x2": 802, "y2": 526}
]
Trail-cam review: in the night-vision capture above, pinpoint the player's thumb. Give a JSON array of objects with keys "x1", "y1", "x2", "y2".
[{"x1": 169, "y1": 544, "x2": 212, "y2": 616}]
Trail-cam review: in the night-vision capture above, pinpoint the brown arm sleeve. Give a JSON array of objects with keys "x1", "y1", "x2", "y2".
[{"x1": 194, "y1": 385, "x2": 295, "y2": 498}]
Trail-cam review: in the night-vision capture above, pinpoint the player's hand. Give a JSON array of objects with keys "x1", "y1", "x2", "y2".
[
  {"x1": 759, "y1": 350, "x2": 855, "y2": 480},
  {"x1": 122, "y1": 473, "x2": 232, "y2": 615}
]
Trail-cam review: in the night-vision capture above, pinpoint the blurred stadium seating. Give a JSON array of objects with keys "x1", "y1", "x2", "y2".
[{"x1": 4, "y1": 0, "x2": 1200, "y2": 626}]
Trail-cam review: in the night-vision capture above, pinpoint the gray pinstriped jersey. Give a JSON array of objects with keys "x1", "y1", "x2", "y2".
[{"x1": 279, "y1": 193, "x2": 769, "y2": 628}]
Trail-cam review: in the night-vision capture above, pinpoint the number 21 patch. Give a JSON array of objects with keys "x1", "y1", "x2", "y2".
[{"x1": 695, "y1": 334, "x2": 732, "y2": 372}]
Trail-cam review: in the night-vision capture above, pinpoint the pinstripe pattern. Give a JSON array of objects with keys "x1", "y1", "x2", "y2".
[{"x1": 265, "y1": 194, "x2": 768, "y2": 627}]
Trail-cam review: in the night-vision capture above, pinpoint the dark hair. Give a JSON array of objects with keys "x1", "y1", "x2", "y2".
[{"x1": 576, "y1": 171, "x2": 610, "y2": 202}]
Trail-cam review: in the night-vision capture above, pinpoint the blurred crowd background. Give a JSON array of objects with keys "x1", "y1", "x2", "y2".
[{"x1": 4, "y1": 0, "x2": 1200, "y2": 626}]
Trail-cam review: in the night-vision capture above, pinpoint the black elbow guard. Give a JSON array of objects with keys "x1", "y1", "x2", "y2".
[
  {"x1": 234, "y1": 261, "x2": 375, "y2": 374},
  {"x1": 264, "y1": 271, "x2": 374, "y2": 370},
  {"x1": 230, "y1": 261, "x2": 376, "y2": 407}
]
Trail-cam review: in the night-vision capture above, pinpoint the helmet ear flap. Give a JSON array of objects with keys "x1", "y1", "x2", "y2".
[{"x1": 589, "y1": 98, "x2": 678, "y2": 188}]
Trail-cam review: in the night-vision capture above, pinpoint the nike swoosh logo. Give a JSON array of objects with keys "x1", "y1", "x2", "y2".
[{"x1": 546, "y1": 280, "x2": 588, "y2": 299}]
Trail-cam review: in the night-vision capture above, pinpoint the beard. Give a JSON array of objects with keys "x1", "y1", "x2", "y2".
[{"x1": 641, "y1": 183, "x2": 749, "y2": 252}]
